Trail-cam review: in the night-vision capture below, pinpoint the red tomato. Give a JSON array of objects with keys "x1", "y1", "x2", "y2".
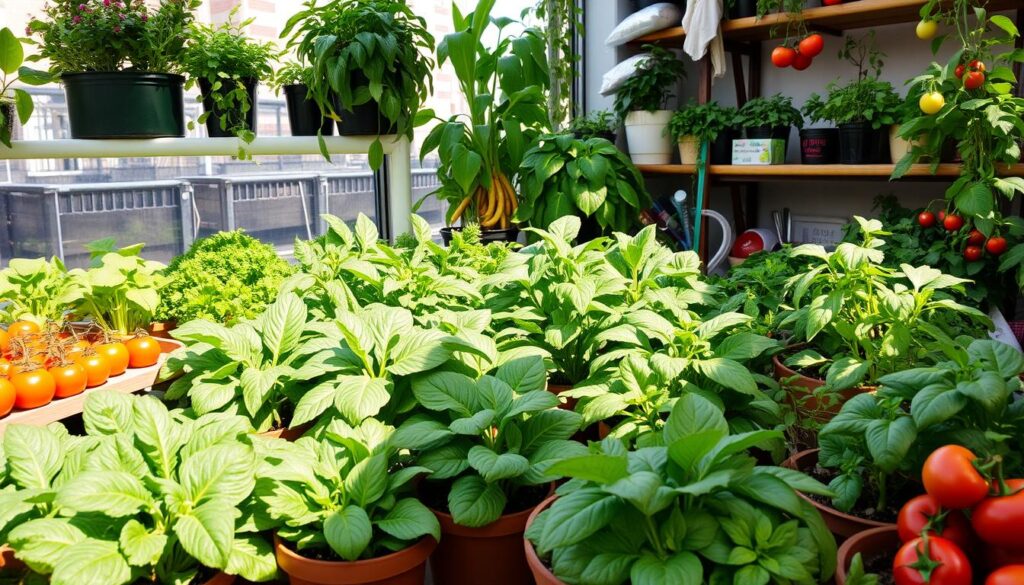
[
  {"x1": 969, "y1": 59, "x2": 986, "y2": 72},
  {"x1": 918, "y1": 211, "x2": 936, "y2": 228},
  {"x1": 792, "y1": 52, "x2": 813, "y2": 71},
  {"x1": 7, "y1": 321, "x2": 39, "y2": 339},
  {"x1": 923, "y1": 445, "x2": 990, "y2": 509},
  {"x1": 987, "y1": 565, "x2": 1024, "y2": 585},
  {"x1": 893, "y1": 536, "x2": 972, "y2": 585},
  {"x1": 0, "y1": 379, "x2": 14, "y2": 417},
  {"x1": 95, "y1": 342, "x2": 130, "y2": 376},
  {"x1": 49, "y1": 363, "x2": 87, "y2": 399},
  {"x1": 955, "y1": 64, "x2": 965, "y2": 79},
  {"x1": 771, "y1": 46, "x2": 796, "y2": 68},
  {"x1": 973, "y1": 479, "x2": 1024, "y2": 549},
  {"x1": 967, "y1": 229, "x2": 985, "y2": 246},
  {"x1": 125, "y1": 336, "x2": 160, "y2": 368},
  {"x1": 964, "y1": 70, "x2": 985, "y2": 90},
  {"x1": 73, "y1": 352, "x2": 110, "y2": 388},
  {"x1": 938, "y1": 210, "x2": 947, "y2": 222},
  {"x1": 964, "y1": 246, "x2": 984, "y2": 262},
  {"x1": 943, "y1": 214, "x2": 965, "y2": 231},
  {"x1": 798, "y1": 34, "x2": 824, "y2": 58},
  {"x1": 11, "y1": 369, "x2": 56, "y2": 410},
  {"x1": 897, "y1": 495, "x2": 974, "y2": 550},
  {"x1": 986, "y1": 236, "x2": 1008, "y2": 256}
]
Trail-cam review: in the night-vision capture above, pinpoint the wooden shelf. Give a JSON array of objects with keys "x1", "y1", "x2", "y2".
[
  {"x1": 634, "y1": 0, "x2": 1021, "y2": 45},
  {"x1": 638, "y1": 163, "x2": 1024, "y2": 181},
  {"x1": 0, "y1": 339, "x2": 183, "y2": 436}
]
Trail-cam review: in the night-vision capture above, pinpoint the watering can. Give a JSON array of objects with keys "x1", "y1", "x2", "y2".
[{"x1": 672, "y1": 190, "x2": 734, "y2": 273}]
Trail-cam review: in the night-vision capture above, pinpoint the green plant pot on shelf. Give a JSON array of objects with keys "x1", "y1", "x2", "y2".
[
  {"x1": 284, "y1": 83, "x2": 334, "y2": 137},
  {"x1": 63, "y1": 72, "x2": 185, "y2": 139}
]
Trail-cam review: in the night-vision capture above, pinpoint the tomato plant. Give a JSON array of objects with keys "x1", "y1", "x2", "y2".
[
  {"x1": 972, "y1": 479, "x2": 1024, "y2": 549},
  {"x1": 944, "y1": 214, "x2": 965, "y2": 231},
  {"x1": 0, "y1": 378, "x2": 14, "y2": 417},
  {"x1": 923, "y1": 445, "x2": 990, "y2": 509},
  {"x1": 986, "y1": 236, "x2": 1007, "y2": 256},
  {"x1": 771, "y1": 46, "x2": 796, "y2": 68},
  {"x1": 919, "y1": 91, "x2": 945, "y2": 114},
  {"x1": 897, "y1": 495, "x2": 974, "y2": 550},
  {"x1": 963, "y1": 70, "x2": 985, "y2": 90},
  {"x1": 11, "y1": 369, "x2": 55, "y2": 409},
  {"x1": 918, "y1": 211, "x2": 936, "y2": 227},
  {"x1": 967, "y1": 229, "x2": 985, "y2": 245},
  {"x1": 964, "y1": 245, "x2": 984, "y2": 262},
  {"x1": 125, "y1": 335, "x2": 161, "y2": 368},
  {"x1": 893, "y1": 536, "x2": 972, "y2": 585},
  {"x1": 987, "y1": 565, "x2": 1024, "y2": 585}
]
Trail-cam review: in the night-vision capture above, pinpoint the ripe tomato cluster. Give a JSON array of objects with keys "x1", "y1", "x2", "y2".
[
  {"x1": 893, "y1": 445, "x2": 1024, "y2": 585},
  {"x1": 917, "y1": 210, "x2": 1008, "y2": 261},
  {"x1": 0, "y1": 321, "x2": 162, "y2": 419},
  {"x1": 771, "y1": 34, "x2": 823, "y2": 71},
  {"x1": 955, "y1": 59, "x2": 986, "y2": 91}
]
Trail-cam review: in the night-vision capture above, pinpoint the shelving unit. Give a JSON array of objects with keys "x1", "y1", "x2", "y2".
[{"x1": 640, "y1": 163, "x2": 1024, "y2": 180}]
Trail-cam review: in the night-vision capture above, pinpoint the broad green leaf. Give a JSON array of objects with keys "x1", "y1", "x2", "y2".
[
  {"x1": 258, "y1": 292, "x2": 307, "y2": 362},
  {"x1": 865, "y1": 417, "x2": 917, "y2": 473},
  {"x1": 50, "y1": 539, "x2": 131, "y2": 585},
  {"x1": 467, "y1": 446, "x2": 530, "y2": 482},
  {"x1": 664, "y1": 393, "x2": 728, "y2": 445},
  {"x1": 376, "y1": 498, "x2": 441, "y2": 541},
  {"x1": 290, "y1": 381, "x2": 339, "y2": 427},
  {"x1": 4, "y1": 425, "x2": 64, "y2": 489},
  {"x1": 605, "y1": 471, "x2": 675, "y2": 516},
  {"x1": 545, "y1": 454, "x2": 629, "y2": 484},
  {"x1": 537, "y1": 487, "x2": 623, "y2": 552},
  {"x1": 630, "y1": 551, "x2": 702, "y2": 585},
  {"x1": 131, "y1": 396, "x2": 183, "y2": 479},
  {"x1": 324, "y1": 505, "x2": 373, "y2": 561},
  {"x1": 118, "y1": 519, "x2": 167, "y2": 567},
  {"x1": 696, "y1": 358, "x2": 758, "y2": 395},
  {"x1": 412, "y1": 371, "x2": 479, "y2": 416},
  {"x1": 825, "y1": 357, "x2": 870, "y2": 391},
  {"x1": 496, "y1": 356, "x2": 548, "y2": 393},
  {"x1": 8, "y1": 519, "x2": 86, "y2": 574},
  {"x1": 387, "y1": 329, "x2": 450, "y2": 375},
  {"x1": 82, "y1": 391, "x2": 134, "y2": 436},
  {"x1": 180, "y1": 443, "x2": 256, "y2": 506},
  {"x1": 333, "y1": 375, "x2": 391, "y2": 423},
  {"x1": 56, "y1": 471, "x2": 152, "y2": 517},
  {"x1": 346, "y1": 454, "x2": 388, "y2": 507},
  {"x1": 448, "y1": 475, "x2": 507, "y2": 528},
  {"x1": 226, "y1": 535, "x2": 278, "y2": 582},
  {"x1": 174, "y1": 501, "x2": 235, "y2": 569}
]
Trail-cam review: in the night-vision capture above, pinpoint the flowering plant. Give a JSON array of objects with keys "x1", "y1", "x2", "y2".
[{"x1": 27, "y1": 0, "x2": 200, "y2": 74}]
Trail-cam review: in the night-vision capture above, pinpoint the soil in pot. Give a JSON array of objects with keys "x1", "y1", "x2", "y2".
[
  {"x1": 440, "y1": 226, "x2": 519, "y2": 246},
  {"x1": 800, "y1": 128, "x2": 839, "y2": 164},
  {"x1": 284, "y1": 84, "x2": 334, "y2": 137},
  {"x1": 835, "y1": 526, "x2": 900, "y2": 585},
  {"x1": 63, "y1": 72, "x2": 186, "y2": 139},
  {"x1": 198, "y1": 77, "x2": 258, "y2": 138},
  {"x1": 275, "y1": 535, "x2": 436, "y2": 585},
  {"x1": 421, "y1": 480, "x2": 552, "y2": 585}
]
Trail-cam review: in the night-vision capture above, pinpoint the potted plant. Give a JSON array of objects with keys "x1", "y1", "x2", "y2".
[
  {"x1": 525, "y1": 394, "x2": 838, "y2": 585},
  {"x1": 273, "y1": 62, "x2": 333, "y2": 137},
  {"x1": 0, "y1": 391, "x2": 277, "y2": 585},
  {"x1": 514, "y1": 133, "x2": 650, "y2": 237},
  {"x1": 0, "y1": 28, "x2": 44, "y2": 147},
  {"x1": 69, "y1": 250, "x2": 167, "y2": 336},
  {"x1": 0, "y1": 257, "x2": 81, "y2": 325},
  {"x1": 420, "y1": 2, "x2": 550, "y2": 243},
  {"x1": 282, "y1": 0, "x2": 435, "y2": 168},
  {"x1": 181, "y1": 16, "x2": 275, "y2": 139},
  {"x1": 737, "y1": 93, "x2": 803, "y2": 155},
  {"x1": 394, "y1": 355, "x2": 587, "y2": 585},
  {"x1": 669, "y1": 100, "x2": 741, "y2": 165},
  {"x1": 25, "y1": 0, "x2": 199, "y2": 139},
  {"x1": 799, "y1": 95, "x2": 840, "y2": 165},
  {"x1": 258, "y1": 419, "x2": 441, "y2": 585},
  {"x1": 568, "y1": 109, "x2": 617, "y2": 142},
  {"x1": 613, "y1": 44, "x2": 687, "y2": 165}
]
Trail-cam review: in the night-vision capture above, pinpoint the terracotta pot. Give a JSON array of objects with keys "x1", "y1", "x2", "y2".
[
  {"x1": 772, "y1": 354, "x2": 873, "y2": 423},
  {"x1": 429, "y1": 490, "x2": 552, "y2": 585},
  {"x1": 782, "y1": 449, "x2": 893, "y2": 540},
  {"x1": 258, "y1": 422, "x2": 312, "y2": 442},
  {"x1": 597, "y1": 420, "x2": 611, "y2": 439},
  {"x1": 147, "y1": 320, "x2": 178, "y2": 339},
  {"x1": 835, "y1": 526, "x2": 899, "y2": 585},
  {"x1": 202, "y1": 573, "x2": 237, "y2": 585},
  {"x1": 524, "y1": 496, "x2": 566, "y2": 585},
  {"x1": 0, "y1": 546, "x2": 22, "y2": 571},
  {"x1": 547, "y1": 383, "x2": 576, "y2": 411},
  {"x1": 275, "y1": 535, "x2": 436, "y2": 585}
]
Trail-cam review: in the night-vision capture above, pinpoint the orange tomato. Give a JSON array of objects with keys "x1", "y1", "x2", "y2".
[
  {"x1": 0, "y1": 378, "x2": 14, "y2": 417},
  {"x1": 8, "y1": 321, "x2": 40, "y2": 339},
  {"x1": 11, "y1": 369, "x2": 55, "y2": 409},
  {"x1": 125, "y1": 336, "x2": 161, "y2": 368},
  {"x1": 0, "y1": 358, "x2": 10, "y2": 377},
  {"x1": 0, "y1": 329, "x2": 9, "y2": 353},
  {"x1": 95, "y1": 342, "x2": 130, "y2": 376},
  {"x1": 50, "y1": 363, "x2": 87, "y2": 398},
  {"x1": 73, "y1": 352, "x2": 110, "y2": 388}
]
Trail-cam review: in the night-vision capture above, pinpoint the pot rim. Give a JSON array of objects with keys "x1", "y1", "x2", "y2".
[
  {"x1": 772, "y1": 347, "x2": 878, "y2": 392},
  {"x1": 783, "y1": 449, "x2": 894, "y2": 530},
  {"x1": 430, "y1": 483, "x2": 555, "y2": 538},
  {"x1": 835, "y1": 525, "x2": 899, "y2": 584},
  {"x1": 523, "y1": 495, "x2": 566, "y2": 585},
  {"x1": 60, "y1": 71, "x2": 185, "y2": 83},
  {"x1": 274, "y1": 534, "x2": 437, "y2": 583}
]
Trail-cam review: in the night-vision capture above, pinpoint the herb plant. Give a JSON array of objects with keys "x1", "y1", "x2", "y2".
[
  {"x1": 394, "y1": 355, "x2": 586, "y2": 527},
  {"x1": 737, "y1": 94, "x2": 803, "y2": 130},
  {"x1": 70, "y1": 251, "x2": 167, "y2": 335},
  {"x1": 0, "y1": 28, "x2": 42, "y2": 148},
  {"x1": 271, "y1": 61, "x2": 313, "y2": 90},
  {"x1": 568, "y1": 109, "x2": 617, "y2": 140},
  {"x1": 156, "y1": 230, "x2": 293, "y2": 326},
  {"x1": 514, "y1": 134, "x2": 651, "y2": 234},
  {"x1": 526, "y1": 394, "x2": 837, "y2": 585},
  {"x1": 612, "y1": 45, "x2": 687, "y2": 121},
  {"x1": 282, "y1": 0, "x2": 435, "y2": 169},
  {"x1": 257, "y1": 418, "x2": 440, "y2": 561},
  {"x1": 669, "y1": 101, "x2": 740, "y2": 143},
  {"x1": 0, "y1": 257, "x2": 80, "y2": 324},
  {"x1": 803, "y1": 33, "x2": 901, "y2": 130}
]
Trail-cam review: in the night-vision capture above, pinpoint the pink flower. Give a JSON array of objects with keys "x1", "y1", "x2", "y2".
[
  {"x1": 78, "y1": 3, "x2": 85, "y2": 9},
  {"x1": 72, "y1": 14, "x2": 81, "y2": 23},
  {"x1": 113, "y1": 25, "x2": 120, "y2": 32},
  {"x1": 140, "y1": 13, "x2": 148, "y2": 21},
  {"x1": 118, "y1": 12, "x2": 125, "y2": 19},
  {"x1": 103, "y1": 0, "x2": 110, "y2": 6}
]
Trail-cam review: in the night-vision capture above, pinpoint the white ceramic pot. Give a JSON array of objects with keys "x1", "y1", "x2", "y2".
[
  {"x1": 678, "y1": 136, "x2": 699, "y2": 165},
  {"x1": 624, "y1": 110, "x2": 674, "y2": 165}
]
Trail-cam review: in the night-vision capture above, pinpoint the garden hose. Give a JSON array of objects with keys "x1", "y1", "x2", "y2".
[{"x1": 692, "y1": 140, "x2": 710, "y2": 253}]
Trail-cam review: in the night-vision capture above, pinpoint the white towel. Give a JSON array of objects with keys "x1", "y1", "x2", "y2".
[{"x1": 682, "y1": 0, "x2": 727, "y2": 79}]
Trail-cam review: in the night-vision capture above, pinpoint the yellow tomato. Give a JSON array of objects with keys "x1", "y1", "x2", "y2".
[
  {"x1": 916, "y1": 19, "x2": 938, "y2": 40},
  {"x1": 919, "y1": 91, "x2": 945, "y2": 115}
]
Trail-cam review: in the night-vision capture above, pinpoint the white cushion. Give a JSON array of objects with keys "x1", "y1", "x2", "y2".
[
  {"x1": 600, "y1": 53, "x2": 652, "y2": 96},
  {"x1": 605, "y1": 3, "x2": 684, "y2": 47}
]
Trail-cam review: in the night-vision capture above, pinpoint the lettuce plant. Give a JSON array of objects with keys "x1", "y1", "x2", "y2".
[
  {"x1": 0, "y1": 391, "x2": 274, "y2": 585},
  {"x1": 0, "y1": 257, "x2": 80, "y2": 324},
  {"x1": 69, "y1": 251, "x2": 167, "y2": 335},
  {"x1": 393, "y1": 355, "x2": 587, "y2": 527},
  {"x1": 526, "y1": 394, "x2": 837, "y2": 585},
  {"x1": 256, "y1": 418, "x2": 440, "y2": 561}
]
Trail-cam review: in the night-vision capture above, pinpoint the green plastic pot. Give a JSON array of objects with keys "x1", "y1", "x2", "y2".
[{"x1": 62, "y1": 71, "x2": 185, "y2": 139}]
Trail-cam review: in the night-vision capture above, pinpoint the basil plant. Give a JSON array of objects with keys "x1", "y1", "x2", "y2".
[
  {"x1": 527, "y1": 394, "x2": 837, "y2": 585},
  {"x1": 0, "y1": 391, "x2": 275, "y2": 585}
]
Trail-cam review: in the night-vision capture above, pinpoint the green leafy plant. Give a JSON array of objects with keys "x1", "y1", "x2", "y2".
[
  {"x1": 281, "y1": 0, "x2": 435, "y2": 168},
  {"x1": 568, "y1": 110, "x2": 617, "y2": 140},
  {"x1": 711, "y1": 246, "x2": 813, "y2": 335},
  {"x1": 271, "y1": 61, "x2": 313, "y2": 90},
  {"x1": 514, "y1": 133, "x2": 651, "y2": 234},
  {"x1": 0, "y1": 391, "x2": 275, "y2": 585},
  {"x1": 393, "y1": 355, "x2": 586, "y2": 527},
  {"x1": 803, "y1": 32, "x2": 901, "y2": 130},
  {"x1": 256, "y1": 418, "x2": 440, "y2": 561},
  {"x1": 669, "y1": 100, "x2": 740, "y2": 143},
  {"x1": 0, "y1": 28, "x2": 44, "y2": 148},
  {"x1": 181, "y1": 16, "x2": 276, "y2": 140},
  {"x1": 817, "y1": 339, "x2": 1024, "y2": 514},
  {"x1": 0, "y1": 257, "x2": 81, "y2": 325},
  {"x1": 69, "y1": 251, "x2": 167, "y2": 335},
  {"x1": 737, "y1": 94, "x2": 803, "y2": 130},
  {"x1": 612, "y1": 45, "x2": 687, "y2": 121},
  {"x1": 156, "y1": 230, "x2": 293, "y2": 326},
  {"x1": 525, "y1": 394, "x2": 837, "y2": 585}
]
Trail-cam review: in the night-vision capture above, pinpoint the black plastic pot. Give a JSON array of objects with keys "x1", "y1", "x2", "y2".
[
  {"x1": 711, "y1": 128, "x2": 738, "y2": 164},
  {"x1": 334, "y1": 98, "x2": 395, "y2": 136},
  {"x1": 800, "y1": 128, "x2": 839, "y2": 164},
  {"x1": 1, "y1": 102, "x2": 12, "y2": 137},
  {"x1": 573, "y1": 130, "x2": 617, "y2": 143},
  {"x1": 729, "y1": 0, "x2": 757, "y2": 19},
  {"x1": 284, "y1": 84, "x2": 333, "y2": 137},
  {"x1": 745, "y1": 125, "x2": 790, "y2": 155},
  {"x1": 198, "y1": 77, "x2": 258, "y2": 138},
  {"x1": 441, "y1": 226, "x2": 519, "y2": 246},
  {"x1": 62, "y1": 72, "x2": 185, "y2": 139},
  {"x1": 838, "y1": 122, "x2": 886, "y2": 164}
]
